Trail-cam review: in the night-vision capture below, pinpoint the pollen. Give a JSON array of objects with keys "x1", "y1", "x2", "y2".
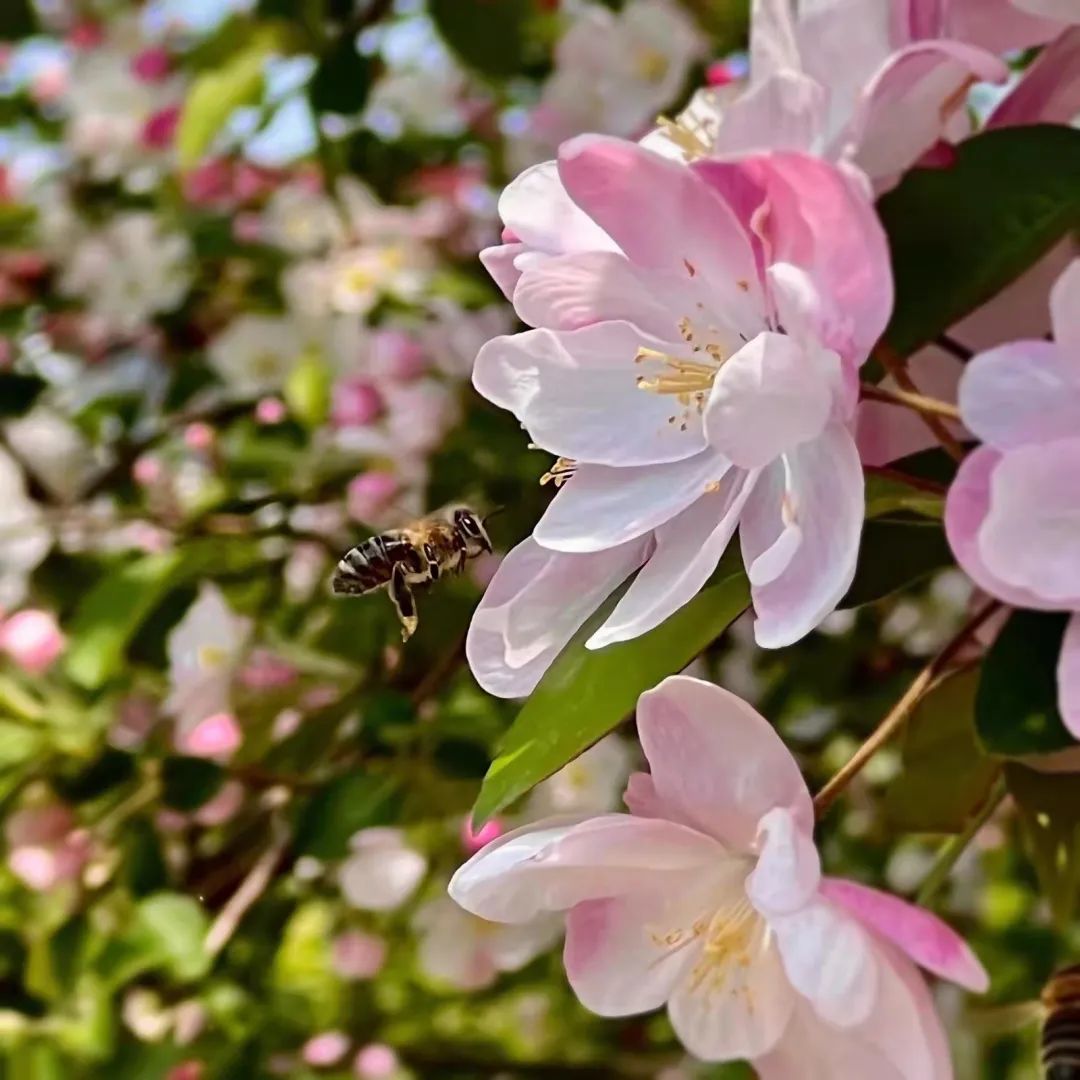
[
  {"x1": 655, "y1": 113, "x2": 713, "y2": 162},
  {"x1": 540, "y1": 457, "x2": 578, "y2": 488}
]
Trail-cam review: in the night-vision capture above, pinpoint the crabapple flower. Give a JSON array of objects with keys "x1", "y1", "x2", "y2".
[
  {"x1": 450, "y1": 676, "x2": 988, "y2": 1070},
  {"x1": 0, "y1": 609, "x2": 65, "y2": 673},
  {"x1": 946, "y1": 260, "x2": 1080, "y2": 736},
  {"x1": 414, "y1": 894, "x2": 562, "y2": 992},
  {"x1": 470, "y1": 136, "x2": 892, "y2": 695},
  {"x1": 338, "y1": 828, "x2": 427, "y2": 912},
  {"x1": 207, "y1": 315, "x2": 305, "y2": 397}
]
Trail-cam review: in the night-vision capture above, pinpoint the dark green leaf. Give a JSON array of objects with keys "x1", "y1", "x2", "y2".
[
  {"x1": 433, "y1": 738, "x2": 490, "y2": 780},
  {"x1": 0, "y1": 0, "x2": 35, "y2": 40},
  {"x1": 841, "y1": 518, "x2": 953, "y2": 608},
  {"x1": 63, "y1": 552, "x2": 185, "y2": 690},
  {"x1": 309, "y1": 33, "x2": 373, "y2": 114},
  {"x1": 865, "y1": 472, "x2": 943, "y2": 520},
  {"x1": 293, "y1": 773, "x2": 402, "y2": 859},
  {"x1": 1006, "y1": 762, "x2": 1080, "y2": 928},
  {"x1": 161, "y1": 757, "x2": 226, "y2": 812},
  {"x1": 885, "y1": 669, "x2": 999, "y2": 833},
  {"x1": 976, "y1": 610, "x2": 1073, "y2": 756},
  {"x1": 429, "y1": 0, "x2": 533, "y2": 77},
  {"x1": 880, "y1": 125, "x2": 1080, "y2": 357},
  {"x1": 53, "y1": 750, "x2": 136, "y2": 803},
  {"x1": 0, "y1": 374, "x2": 46, "y2": 419},
  {"x1": 472, "y1": 561, "x2": 750, "y2": 825}
]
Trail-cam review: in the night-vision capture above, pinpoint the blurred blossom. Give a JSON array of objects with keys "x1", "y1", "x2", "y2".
[
  {"x1": 179, "y1": 710, "x2": 243, "y2": 759},
  {"x1": 6, "y1": 803, "x2": 90, "y2": 891},
  {"x1": 460, "y1": 816, "x2": 504, "y2": 855},
  {"x1": 271, "y1": 707, "x2": 304, "y2": 741},
  {"x1": 346, "y1": 471, "x2": 399, "y2": 523},
  {"x1": 165, "y1": 1062, "x2": 203, "y2": 1080},
  {"x1": 414, "y1": 894, "x2": 562, "y2": 991},
  {"x1": 108, "y1": 694, "x2": 158, "y2": 751},
  {"x1": 239, "y1": 648, "x2": 297, "y2": 691},
  {"x1": 331, "y1": 377, "x2": 383, "y2": 428},
  {"x1": 354, "y1": 1044, "x2": 400, "y2": 1079},
  {"x1": 338, "y1": 827, "x2": 426, "y2": 912},
  {"x1": 207, "y1": 315, "x2": 305, "y2": 397},
  {"x1": 284, "y1": 541, "x2": 329, "y2": 602},
  {"x1": 123, "y1": 988, "x2": 173, "y2": 1042},
  {"x1": 254, "y1": 396, "x2": 287, "y2": 424},
  {"x1": 525, "y1": 734, "x2": 633, "y2": 818},
  {"x1": 332, "y1": 930, "x2": 387, "y2": 980},
  {"x1": 183, "y1": 422, "x2": 215, "y2": 451},
  {"x1": 133, "y1": 454, "x2": 164, "y2": 486},
  {"x1": 370, "y1": 328, "x2": 426, "y2": 382},
  {"x1": 0, "y1": 609, "x2": 65, "y2": 673},
  {"x1": 0, "y1": 449, "x2": 50, "y2": 608},
  {"x1": 192, "y1": 780, "x2": 246, "y2": 827},
  {"x1": 3, "y1": 407, "x2": 98, "y2": 502},
  {"x1": 302, "y1": 1031, "x2": 351, "y2": 1067}
]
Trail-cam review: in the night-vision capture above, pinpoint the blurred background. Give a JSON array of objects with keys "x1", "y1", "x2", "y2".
[{"x1": 0, "y1": 0, "x2": 1065, "y2": 1077}]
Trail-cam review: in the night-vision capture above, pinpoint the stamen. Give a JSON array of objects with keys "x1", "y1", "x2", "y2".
[
  {"x1": 655, "y1": 114, "x2": 713, "y2": 162},
  {"x1": 540, "y1": 457, "x2": 578, "y2": 488}
]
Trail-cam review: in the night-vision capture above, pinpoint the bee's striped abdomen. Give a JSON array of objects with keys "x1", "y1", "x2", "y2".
[
  {"x1": 1043, "y1": 966, "x2": 1080, "y2": 1078},
  {"x1": 331, "y1": 538, "x2": 393, "y2": 595}
]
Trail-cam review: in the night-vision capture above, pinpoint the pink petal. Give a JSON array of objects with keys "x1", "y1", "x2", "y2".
[
  {"x1": 586, "y1": 471, "x2": 754, "y2": 650},
  {"x1": 1051, "y1": 257, "x2": 1080, "y2": 357},
  {"x1": 988, "y1": 28, "x2": 1080, "y2": 129},
  {"x1": 705, "y1": 331, "x2": 840, "y2": 469},
  {"x1": 821, "y1": 877, "x2": 989, "y2": 992},
  {"x1": 557, "y1": 135, "x2": 763, "y2": 332},
  {"x1": 635, "y1": 675, "x2": 813, "y2": 851},
  {"x1": 1057, "y1": 612, "x2": 1080, "y2": 739},
  {"x1": 466, "y1": 536, "x2": 649, "y2": 698},
  {"x1": 743, "y1": 425, "x2": 865, "y2": 648},
  {"x1": 959, "y1": 340, "x2": 1080, "y2": 450},
  {"x1": 448, "y1": 814, "x2": 728, "y2": 924},
  {"x1": 473, "y1": 324, "x2": 708, "y2": 467},
  {"x1": 847, "y1": 41, "x2": 1007, "y2": 186},
  {"x1": 944, "y1": 446, "x2": 1051, "y2": 609},
  {"x1": 769, "y1": 898, "x2": 879, "y2": 1028},
  {"x1": 948, "y1": 0, "x2": 1066, "y2": 51},
  {"x1": 746, "y1": 807, "x2": 821, "y2": 917},
  {"x1": 710, "y1": 70, "x2": 827, "y2": 157},
  {"x1": 980, "y1": 438, "x2": 1080, "y2": 604},
  {"x1": 533, "y1": 449, "x2": 731, "y2": 553},
  {"x1": 667, "y1": 933, "x2": 796, "y2": 1061},
  {"x1": 1013, "y1": 0, "x2": 1080, "y2": 19},
  {"x1": 479, "y1": 241, "x2": 529, "y2": 300}
]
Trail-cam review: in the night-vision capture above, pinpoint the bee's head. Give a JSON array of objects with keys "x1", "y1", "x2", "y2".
[{"x1": 453, "y1": 507, "x2": 494, "y2": 556}]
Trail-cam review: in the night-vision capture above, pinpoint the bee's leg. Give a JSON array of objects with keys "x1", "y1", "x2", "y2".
[
  {"x1": 389, "y1": 563, "x2": 419, "y2": 642},
  {"x1": 422, "y1": 543, "x2": 441, "y2": 582}
]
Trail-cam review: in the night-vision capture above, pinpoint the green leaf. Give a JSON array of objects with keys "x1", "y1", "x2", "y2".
[
  {"x1": 161, "y1": 757, "x2": 226, "y2": 812},
  {"x1": 0, "y1": 0, "x2": 35, "y2": 40},
  {"x1": 1006, "y1": 762, "x2": 1080, "y2": 929},
  {"x1": 133, "y1": 893, "x2": 211, "y2": 982},
  {"x1": 841, "y1": 518, "x2": 953, "y2": 608},
  {"x1": 865, "y1": 472, "x2": 943, "y2": 520},
  {"x1": 63, "y1": 552, "x2": 185, "y2": 690},
  {"x1": 309, "y1": 32, "x2": 373, "y2": 114},
  {"x1": 472, "y1": 561, "x2": 750, "y2": 825},
  {"x1": 283, "y1": 351, "x2": 332, "y2": 429},
  {"x1": 976, "y1": 610, "x2": 1073, "y2": 756},
  {"x1": 0, "y1": 720, "x2": 46, "y2": 768},
  {"x1": 879, "y1": 125, "x2": 1080, "y2": 357},
  {"x1": 429, "y1": 0, "x2": 533, "y2": 77},
  {"x1": 885, "y1": 669, "x2": 999, "y2": 833},
  {"x1": 177, "y1": 43, "x2": 269, "y2": 167},
  {"x1": 0, "y1": 374, "x2": 46, "y2": 419},
  {"x1": 293, "y1": 773, "x2": 402, "y2": 859}
]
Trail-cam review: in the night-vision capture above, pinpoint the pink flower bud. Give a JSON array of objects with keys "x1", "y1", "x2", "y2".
[
  {"x1": 182, "y1": 160, "x2": 233, "y2": 207},
  {"x1": 6, "y1": 805, "x2": 89, "y2": 891},
  {"x1": 0, "y1": 610, "x2": 65, "y2": 673},
  {"x1": 255, "y1": 397, "x2": 287, "y2": 424},
  {"x1": 232, "y1": 213, "x2": 264, "y2": 245},
  {"x1": 131, "y1": 47, "x2": 172, "y2": 82},
  {"x1": 239, "y1": 649, "x2": 297, "y2": 691},
  {"x1": 142, "y1": 106, "x2": 181, "y2": 150},
  {"x1": 132, "y1": 454, "x2": 163, "y2": 486},
  {"x1": 346, "y1": 471, "x2": 398, "y2": 523},
  {"x1": 354, "y1": 1044, "x2": 399, "y2": 1079},
  {"x1": 332, "y1": 931, "x2": 387, "y2": 980},
  {"x1": 303, "y1": 1031, "x2": 350, "y2": 1068},
  {"x1": 193, "y1": 780, "x2": 245, "y2": 827},
  {"x1": 331, "y1": 378, "x2": 383, "y2": 429},
  {"x1": 183, "y1": 422, "x2": 215, "y2": 451},
  {"x1": 67, "y1": 21, "x2": 104, "y2": 50},
  {"x1": 705, "y1": 59, "x2": 737, "y2": 87},
  {"x1": 165, "y1": 1063, "x2": 204, "y2": 1080},
  {"x1": 180, "y1": 712, "x2": 242, "y2": 759},
  {"x1": 371, "y1": 330, "x2": 426, "y2": 382},
  {"x1": 232, "y1": 163, "x2": 275, "y2": 202},
  {"x1": 460, "y1": 816, "x2": 504, "y2": 854}
]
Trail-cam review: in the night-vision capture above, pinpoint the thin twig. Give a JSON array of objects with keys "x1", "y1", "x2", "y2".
[
  {"x1": 205, "y1": 818, "x2": 290, "y2": 958},
  {"x1": 874, "y1": 345, "x2": 967, "y2": 463},
  {"x1": 935, "y1": 334, "x2": 974, "y2": 363},
  {"x1": 864, "y1": 465, "x2": 948, "y2": 497},
  {"x1": 916, "y1": 773, "x2": 1007, "y2": 905},
  {"x1": 860, "y1": 382, "x2": 962, "y2": 423},
  {"x1": 813, "y1": 600, "x2": 1001, "y2": 818}
]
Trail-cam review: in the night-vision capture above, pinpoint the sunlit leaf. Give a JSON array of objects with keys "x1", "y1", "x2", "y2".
[{"x1": 472, "y1": 559, "x2": 750, "y2": 825}]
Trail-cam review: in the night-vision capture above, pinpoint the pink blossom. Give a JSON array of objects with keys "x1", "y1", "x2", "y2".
[
  {"x1": 332, "y1": 930, "x2": 387, "y2": 979},
  {"x1": 0, "y1": 609, "x2": 64, "y2": 673},
  {"x1": 946, "y1": 260, "x2": 1080, "y2": 736},
  {"x1": 470, "y1": 137, "x2": 892, "y2": 696},
  {"x1": 165, "y1": 1063, "x2": 203, "y2": 1080},
  {"x1": 371, "y1": 329, "x2": 426, "y2": 382},
  {"x1": 255, "y1": 397, "x2": 287, "y2": 424},
  {"x1": 451, "y1": 676, "x2": 987, "y2": 1068},
  {"x1": 183, "y1": 422, "x2": 215, "y2": 452},
  {"x1": 354, "y1": 1044, "x2": 399, "y2": 1079},
  {"x1": 67, "y1": 22, "x2": 105, "y2": 50},
  {"x1": 986, "y1": 27, "x2": 1080, "y2": 131},
  {"x1": 132, "y1": 454, "x2": 164, "y2": 486},
  {"x1": 331, "y1": 378, "x2": 383, "y2": 428},
  {"x1": 6, "y1": 804, "x2": 90, "y2": 891},
  {"x1": 346, "y1": 471, "x2": 399, "y2": 523},
  {"x1": 302, "y1": 1032, "x2": 350, "y2": 1068},
  {"x1": 180, "y1": 711, "x2": 243, "y2": 760},
  {"x1": 182, "y1": 160, "x2": 234, "y2": 208},
  {"x1": 238, "y1": 649, "x2": 297, "y2": 691},
  {"x1": 141, "y1": 106, "x2": 181, "y2": 150},
  {"x1": 232, "y1": 213, "x2": 264, "y2": 245},
  {"x1": 131, "y1": 48, "x2": 172, "y2": 83},
  {"x1": 193, "y1": 780, "x2": 245, "y2": 827},
  {"x1": 461, "y1": 816, "x2": 505, "y2": 854}
]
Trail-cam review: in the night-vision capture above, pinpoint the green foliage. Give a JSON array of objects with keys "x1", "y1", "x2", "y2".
[
  {"x1": 309, "y1": 33, "x2": 374, "y2": 114},
  {"x1": 0, "y1": 0, "x2": 35, "y2": 40},
  {"x1": 841, "y1": 518, "x2": 953, "y2": 608},
  {"x1": 976, "y1": 610, "x2": 1073, "y2": 756},
  {"x1": 0, "y1": 374, "x2": 45, "y2": 419},
  {"x1": 293, "y1": 773, "x2": 402, "y2": 858},
  {"x1": 879, "y1": 125, "x2": 1080, "y2": 357},
  {"x1": 428, "y1": 0, "x2": 536, "y2": 77},
  {"x1": 131, "y1": 893, "x2": 212, "y2": 982},
  {"x1": 473, "y1": 557, "x2": 750, "y2": 824}
]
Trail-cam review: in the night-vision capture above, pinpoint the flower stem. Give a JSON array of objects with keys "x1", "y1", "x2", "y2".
[
  {"x1": 873, "y1": 345, "x2": 968, "y2": 462},
  {"x1": 916, "y1": 773, "x2": 1007, "y2": 906},
  {"x1": 860, "y1": 382, "x2": 962, "y2": 422},
  {"x1": 813, "y1": 600, "x2": 1001, "y2": 819}
]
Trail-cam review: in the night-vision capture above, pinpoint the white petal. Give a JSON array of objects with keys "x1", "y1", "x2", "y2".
[
  {"x1": 746, "y1": 807, "x2": 821, "y2": 917},
  {"x1": 339, "y1": 845, "x2": 427, "y2": 912}
]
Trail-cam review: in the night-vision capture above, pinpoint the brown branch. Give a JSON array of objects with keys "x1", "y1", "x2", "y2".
[
  {"x1": 860, "y1": 382, "x2": 962, "y2": 423},
  {"x1": 813, "y1": 600, "x2": 1001, "y2": 818}
]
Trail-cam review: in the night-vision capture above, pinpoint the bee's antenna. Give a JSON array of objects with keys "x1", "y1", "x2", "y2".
[{"x1": 483, "y1": 506, "x2": 507, "y2": 524}]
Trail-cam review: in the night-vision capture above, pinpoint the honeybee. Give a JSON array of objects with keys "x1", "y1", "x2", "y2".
[
  {"x1": 1043, "y1": 964, "x2": 1080, "y2": 1078},
  {"x1": 331, "y1": 506, "x2": 493, "y2": 641}
]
